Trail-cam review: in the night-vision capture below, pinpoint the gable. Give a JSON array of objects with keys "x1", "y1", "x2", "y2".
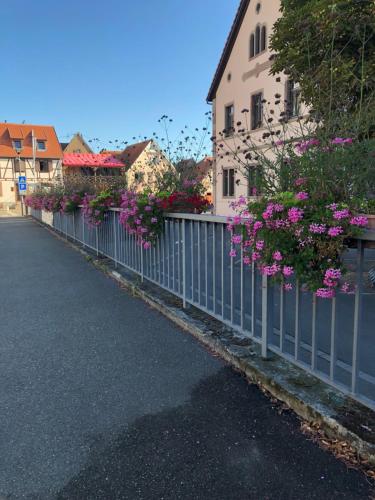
[{"x1": 207, "y1": 0, "x2": 250, "y2": 102}]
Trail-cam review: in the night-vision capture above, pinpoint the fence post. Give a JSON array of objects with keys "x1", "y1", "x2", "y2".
[
  {"x1": 182, "y1": 219, "x2": 187, "y2": 308},
  {"x1": 95, "y1": 226, "x2": 99, "y2": 257},
  {"x1": 113, "y1": 212, "x2": 118, "y2": 268},
  {"x1": 82, "y1": 210, "x2": 85, "y2": 248},
  {"x1": 73, "y1": 212, "x2": 76, "y2": 241},
  {"x1": 140, "y1": 240, "x2": 144, "y2": 283},
  {"x1": 352, "y1": 239, "x2": 364, "y2": 394},
  {"x1": 261, "y1": 274, "x2": 273, "y2": 359}
]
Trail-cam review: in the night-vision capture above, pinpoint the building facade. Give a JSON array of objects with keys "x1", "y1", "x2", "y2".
[
  {"x1": 60, "y1": 133, "x2": 93, "y2": 154},
  {"x1": 0, "y1": 123, "x2": 63, "y2": 214},
  {"x1": 104, "y1": 140, "x2": 172, "y2": 193},
  {"x1": 207, "y1": 0, "x2": 304, "y2": 215}
]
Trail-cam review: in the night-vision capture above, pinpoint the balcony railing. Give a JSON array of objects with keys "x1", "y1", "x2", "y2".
[{"x1": 31, "y1": 207, "x2": 375, "y2": 410}]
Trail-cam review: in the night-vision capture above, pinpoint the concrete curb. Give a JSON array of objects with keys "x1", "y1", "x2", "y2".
[{"x1": 32, "y1": 218, "x2": 375, "y2": 467}]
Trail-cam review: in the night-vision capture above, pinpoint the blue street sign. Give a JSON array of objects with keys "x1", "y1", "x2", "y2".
[
  {"x1": 18, "y1": 176, "x2": 26, "y2": 184},
  {"x1": 19, "y1": 183, "x2": 27, "y2": 192}
]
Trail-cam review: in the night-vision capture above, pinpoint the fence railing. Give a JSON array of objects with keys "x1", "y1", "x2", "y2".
[{"x1": 31, "y1": 207, "x2": 375, "y2": 410}]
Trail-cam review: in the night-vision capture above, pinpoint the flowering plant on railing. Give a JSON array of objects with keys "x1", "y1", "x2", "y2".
[
  {"x1": 159, "y1": 191, "x2": 210, "y2": 213},
  {"x1": 119, "y1": 191, "x2": 164, "y2": 249},
  {"x1": 227, "y1": 192, "x2": 368, "y2": 298},
  {"x1": 82, "y1": 190, "x2": 121, "y2": 226},
  {"x1": 60, "y1": 193, "x2": 83, "y2": 214}
]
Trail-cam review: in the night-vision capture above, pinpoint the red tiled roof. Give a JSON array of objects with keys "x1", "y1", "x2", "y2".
[
  {"x1": 196, "y1": 156, "x2": 214, "y2": 177},
  {"x1": 63, "y1": 153, "x2": 125, "y2": 168},
  {"x1": 0, "y1": 123, "x2": 63, "y2": 158}
]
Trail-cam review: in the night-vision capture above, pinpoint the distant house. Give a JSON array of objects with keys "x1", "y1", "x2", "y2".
[
  {"x1": 0, "y1": 123, "x2": 63, "y2": 214},
  {"x1": 60, "y1": 133, "x2": 93, "y2": 154},
  {"x1": 103, "y1": 139, "x2": 171, "y2": 192},
  {"x1": 196, "y1": 156, "x2": 213, "y2": 198},
  {"x1": 63, "y1": 153, "x2": 124, "y2": 177}
]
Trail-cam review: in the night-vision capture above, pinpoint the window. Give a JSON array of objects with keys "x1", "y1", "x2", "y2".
[
  {"x1": 223, "y1": 168, "x2": 235, "y2": 197},
  {"x1": 39, "y1": 160, "x2": 50, "y2": 173},
  {"x1": 37, "y1": 140, "x2": 46, "y2": 151},
  {"x1": 13, "y1": 139, "x2": 22, "y2": 150},
  {"x1": 286, "y1": 80, "x2": 301, "y2": 118},
  {"x1": 14, "y1": 158, "x2": 25, "y2": 173},
  {"x1": 250, "y1": 34, "x2": 255, "y2": 58},
  {"x1": 247, "y1": 165, "x2": 262, "y2": 196},
  {"x1": 250, "y1": 24, "x2": 267, "y2": 58},
  {"x1": 251, "y1": 93, "x2": 263, "y2": 129},
  {"x1": 261, "y1": 26, "x2": 267, "y2": 52},
  {"x1": 224, "y1": 104, "x2": 234, "y2": 136}
]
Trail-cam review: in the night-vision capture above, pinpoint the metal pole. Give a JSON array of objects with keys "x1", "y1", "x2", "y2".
[
  {"x1": 182, "y1": 219, "x2": 187, "y2": 308},
  {"x1": 261, "y1": 274, "x2": 272, "y2": 359},
  {"x1": 352, "y1": 239, "x2": 364, "y2": 394},
  {"x1": 95, "y1": 226, "x2": 99, "y2": 257},
  {"x1": 113, "y1": 212, "x2": 118, "y2": 268}
]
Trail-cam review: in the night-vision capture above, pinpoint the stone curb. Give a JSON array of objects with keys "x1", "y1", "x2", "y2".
[{"x1": 32, "y1": 217, "x2": 375, "y2": 467}]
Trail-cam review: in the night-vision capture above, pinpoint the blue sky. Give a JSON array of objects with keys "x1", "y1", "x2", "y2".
[{"x1": 2, "y1": 0, "x2": 239, "y2": 151}]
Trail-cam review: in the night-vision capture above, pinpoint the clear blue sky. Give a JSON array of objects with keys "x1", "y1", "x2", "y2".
[{"x1": 2, "y1": 0, "x2": 239, "y2": 150}]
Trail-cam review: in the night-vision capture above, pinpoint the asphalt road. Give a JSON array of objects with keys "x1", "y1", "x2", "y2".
[{"x1": 0, "y1": 217, "x2": 373, "y2": 500}]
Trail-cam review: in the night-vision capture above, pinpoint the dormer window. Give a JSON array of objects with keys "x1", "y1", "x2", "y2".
[
  {"x1": 13, "y1": 139, "x2": 22, "y2": 151},
  {"x1": 37, "y1": 140, "x2": 46, "y2": 151},
  {"x1": 250, "y1": 25, "x2": 267, "y2": 58}
]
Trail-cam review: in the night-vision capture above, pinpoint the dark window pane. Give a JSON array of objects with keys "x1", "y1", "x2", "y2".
[
  {"x1": 250, "y1": 34, "x2": 255, "y2": 58},
  {"x1": 261, "y1": 26, "x2": 267, "y2": 51},
  {"x1": 255, "y1": 26, "x2": 260, "y2": 54},
  {"x1": 251, "y1": 93, "x2": 263, "y2": 129},
  {"x1": 229, "y1": 169, "x2": 235, "y2": 196},
  {"x1": 223, "y1": 169, "x2": 228, "y2": 196},
  {"x1": 225, "y1": 104, "x2": 234, "y2": 136}
]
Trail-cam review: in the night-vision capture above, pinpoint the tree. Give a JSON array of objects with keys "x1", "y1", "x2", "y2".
[{"x1": 270, "y1": 0, "x2": 375, "y2": 137}]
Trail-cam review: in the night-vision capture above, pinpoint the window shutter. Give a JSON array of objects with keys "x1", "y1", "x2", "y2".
[{"x1": 250, "y1": 34, "x2": 255, "y2": 58}]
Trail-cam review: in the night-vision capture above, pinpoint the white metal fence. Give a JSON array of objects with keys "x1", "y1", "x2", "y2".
[{"x1": 31, "y1": 207, "x2": 375, "y2": 410}]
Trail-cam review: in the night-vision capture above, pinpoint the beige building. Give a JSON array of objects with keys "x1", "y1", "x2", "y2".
[
  {"x1": 207, "y1": 0, "x2": 303, "y2": 215},
  {"x1": 105, "y1": 139, "x2": 172, "y2": 193},
  {"x1": 0, "y1": 123, "x2": 63, "y2": 214},
  {"x1": 60, "y1": 133, "x2": 93, "y2": 154}
]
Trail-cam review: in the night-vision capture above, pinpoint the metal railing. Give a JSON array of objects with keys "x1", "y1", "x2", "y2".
[{"x1": 31, "y1": 207, "x2": 375, "y2": 410}]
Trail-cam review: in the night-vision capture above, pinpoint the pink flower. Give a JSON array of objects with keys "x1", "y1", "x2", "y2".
[
  {"x1": 143, "y1": 241, "x2": 152, "y2": 250},
  {"x1": 328, "y1": 226, "x2": 343, "y2": 237},
  {"x1": 262, "y1": 263, "x2": 281, "y2": 276},
  {"x1": 333, "y1": 209, "x2": 350, "y2": 220},
  {"x1": 151, "y1": 217, "x2": 158, "y2": 224},
  {"x1": 288, "y1": 207, "x2": 304, "y2": 223},
  {"x1": 253, "y1": 221, "x2": 263, "y2": 232},
  {"x1": 229, "y1": 249, "x2": 237, "y2": 258},
  {"x1": 350, "y1": 216, "x2": 368, "y2": 227},
  {"x1": 144, "y1": 205, "x2": 152, "y2": 212},
  {"x1": 296, "y1": 192, "x2": 309, "y2": 201},
  {"x1": 316, "y1": 288, "x2": 335, "y2": 299},
  {"x1": 243, "y1": 256, "x2": 251, "y2": 265},
  {"x1": 252, "y1": 252, "x2": 261, "y2": 262},
  {"x1": 284, "y1": 283, "x2": 293, "y2": 291},
  {"x1": 283, "y1": 266, "x2": 294, "y2": 277},
  {"x1": 309, "y1": 223, "x2": 326, "y2": 234},
  {"x1": 256, "y1": 240, "x2": 265, "y2": 251},
  {"x1": 331, "y1": 137, "x2": 353, "y2": 145},
  {"x1": 232, "y1": 234, "x2": 242, "y2": 245},
  {"x1": 273, "y1": 251, "x2": 283, "y2": 261},
  {"x1": 295, "y1": 177, "x2": 307, "y2": 187}
]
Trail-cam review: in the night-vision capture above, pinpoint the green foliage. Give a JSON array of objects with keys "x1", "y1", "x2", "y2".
[{"x1": 270, "y1": 0, "x2": 375, "y2": 137}]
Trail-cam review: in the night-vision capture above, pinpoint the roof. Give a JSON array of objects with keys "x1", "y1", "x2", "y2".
[
  {"x1": 63, "y1": 153, "x2": 125, "y2": 168},
  {"x1": 207, "y1": 0, "x2": 250, "y2": 103},
  {"x1": 61, "y1": 133, "x2": 93, "y2": 154},
  {"x1": 60, "y1": 142, "x2": 69, "y2": 150},
  {"x1": 196, "y1": 156, "x2": 214, "y2": 177},
  {"x1": 115, "y1": 140, "x2": 151, "y2": 167},
  {"x1": 0, "y1": 123, "x2": 63, "y2": 159}
]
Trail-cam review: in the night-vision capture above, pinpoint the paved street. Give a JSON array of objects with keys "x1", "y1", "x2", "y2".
[{"x1": 0, "y1": 217, "x2": 373, "y2": 499}]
